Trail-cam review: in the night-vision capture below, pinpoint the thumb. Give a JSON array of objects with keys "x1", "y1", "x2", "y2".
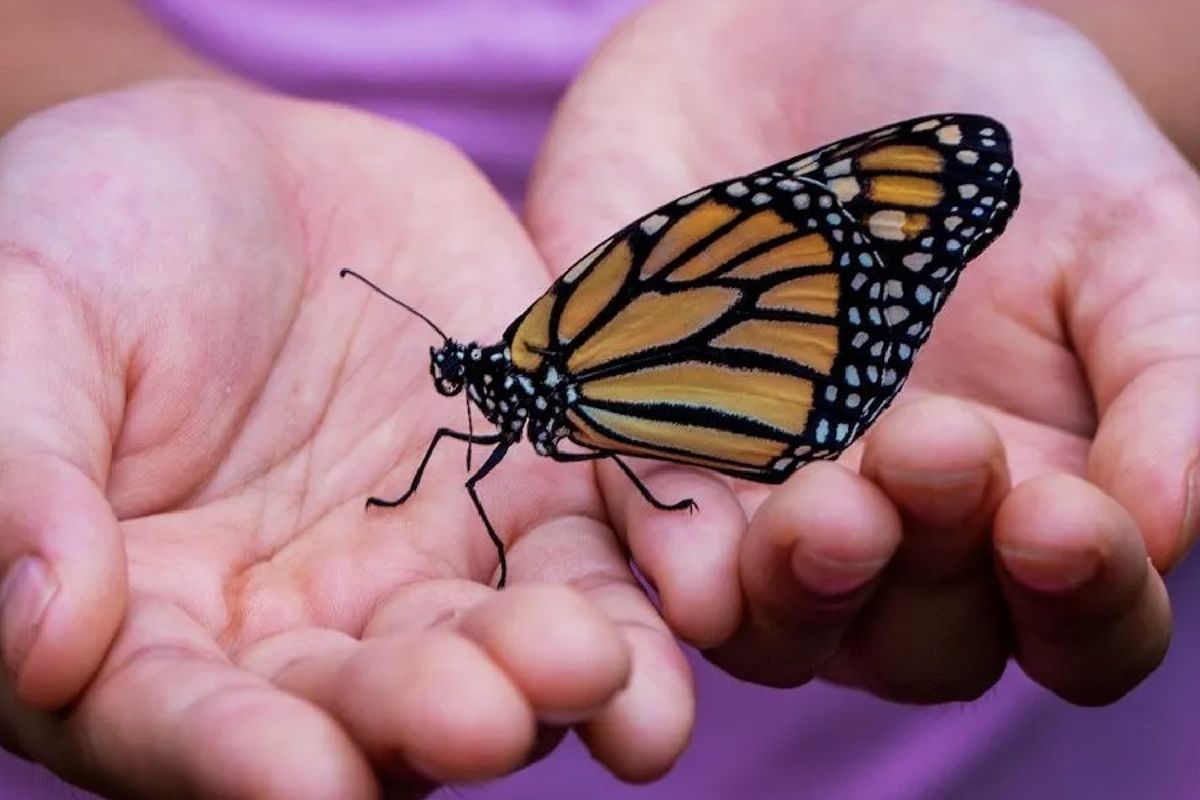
[
  {"x1": 1072, "y1": 176, "x2": 1200, "y2": 572},
  {"x1": 0, "y1": 264, "x2": 127, "y2": 709}
]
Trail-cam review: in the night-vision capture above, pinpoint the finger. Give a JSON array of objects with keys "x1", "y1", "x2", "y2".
[
  {"x1": 7, "y1": 601, "x2": 378, "y2": 800},
  {"x1": 246, "y1": 596, "x2": 536, "y2": 785},
  {"x1": 366, "y1": 579, "x2": 633, "y2": 725},
  {"x1": 579, "y1": 618, "x2": 693, "y2": 783},
  {"x1": 336, "y1": 632, "x2": 537, "y2": 784},
  {"x1": 1068, "y1": 167, "x2": 1200, "y2": 570},
  {"x1": 1089, "y1": 357, "x2": 1200, "y2": 571},
  {"x1": 703, "y1": 463, "x2": 900, "y2": 687},
  {"x1": 995, "y1": 474, "x2": 1171, "y2": 705},
  {"x1": 833, "y1": 398, "x2": 1011, "y2": 702},
  {"x1": 247, "y1": 578, "x2": 633, "y2": 786},
  {"x1": 515, "y1": 514, "x2": 695, "y2": 782},
  {"x1": 454, "y1": 583, "x2": 631, "y2": 723},
  {"x1": 0, "y1": 263, "x2": 126, "y2": 708},
  {"x1": 597, "y1": 460, "x2": 747, "y2": 648},
  {"x1": 239, "y1": 630, "x2": 438, "y2": 796}
]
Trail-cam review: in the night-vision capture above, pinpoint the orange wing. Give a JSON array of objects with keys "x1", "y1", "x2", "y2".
[{"x1": 504, "y1": 114, "x2": 1019, "y2": 480}]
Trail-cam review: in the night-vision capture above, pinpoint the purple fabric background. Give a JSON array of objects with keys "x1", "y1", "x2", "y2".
[{"x1": 5, "y1": 1, "x2": 1197, "y2": 797}]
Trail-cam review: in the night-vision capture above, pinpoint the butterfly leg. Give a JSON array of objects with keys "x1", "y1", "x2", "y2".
[
  {"x1": 610, "y1": 455, "x2": 698, "y2": 513},
  {"x1": 552, "y1": 452, "x2": 698, "y2": 513},
  {"x1": 366, "y1": 428, "x2": 504, "y2": 509},
  {"x1": 464, "y1": 441, "x2": 513, "y2": 589}
]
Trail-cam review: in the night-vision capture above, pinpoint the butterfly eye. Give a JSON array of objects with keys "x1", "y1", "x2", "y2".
[{"x1": 426, "y1": 345, "x2": 464, "y2": 396}]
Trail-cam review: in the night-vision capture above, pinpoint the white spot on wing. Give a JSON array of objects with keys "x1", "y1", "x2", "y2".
[
  {"x1": 936, "y1": 125, "x2": 963, "y2": 145},
  {"x1": 640, "y1": 213, "x2": 670, "y2": 235},
  {"x1": 562, "y1": 238, "x2": 610, "y2": 283},
  {"x1": 829, "y1": 176, "x2": 861, "y2": 202},
  {"x1": 903, "y1": 253, "x2": 932, "y2": 271},
  {"x1": 868, "y1": 209, "x2": 907, "y2": 241},
  {"x1": 789, "y1": 156, "x2": 819, "y2": 174},
  {"x1": 677, "y1": 188, "x2": 711, "y2": 205},
  {"x1": 824, "y1": 158, "x2": 853, "y2": 177}
]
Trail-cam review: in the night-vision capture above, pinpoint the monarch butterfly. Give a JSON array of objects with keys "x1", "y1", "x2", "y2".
[{"x1": 343, "y1": 113, "x2": 1020, "y2": 588}]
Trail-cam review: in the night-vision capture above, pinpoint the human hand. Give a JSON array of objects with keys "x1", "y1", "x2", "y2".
[
  {"x1": 526, "y1": 0, "x2": 1197, "y2": 704},
  {"x1": 0, "y1": 81, "x2": 692, "y2": 798}
]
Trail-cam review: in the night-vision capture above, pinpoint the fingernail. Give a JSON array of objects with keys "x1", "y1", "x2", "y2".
[
  {"x1": 792, "y1": 545, "x2": 885, "y2": 596},
  {"x1": 0, "y1": 557, "x2": 58, "y2": 674},
  {"x1": 999, "y1": 545, "x2": 1099, "y2": 593}
]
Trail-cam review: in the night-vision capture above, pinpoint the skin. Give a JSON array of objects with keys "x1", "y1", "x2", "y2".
[{"x1": 0, "y1": 0, "x2": 1194, "y2": 797}]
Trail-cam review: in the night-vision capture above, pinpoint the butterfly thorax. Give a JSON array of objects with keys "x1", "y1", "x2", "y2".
[{"x1": 445, "y1": 341, "x2": 575, "y2": 452}]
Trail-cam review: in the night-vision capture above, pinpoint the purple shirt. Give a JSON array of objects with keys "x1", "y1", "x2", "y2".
[{"x1": 9, "y1": 2, "x2": 1199, "y2": 797}]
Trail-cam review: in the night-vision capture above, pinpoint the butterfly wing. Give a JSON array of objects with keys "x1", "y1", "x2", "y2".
[
  {"x1": 780, "y1": 113, "x2": 1021, "y2": 409},
  {"x1": 505, "y1": 114, "x2": 1020, "y2": 481}
]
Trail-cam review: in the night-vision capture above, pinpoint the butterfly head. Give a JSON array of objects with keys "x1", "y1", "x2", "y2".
[{"x1": 430, "y1": 341, "x2": 468, "y2": 396}]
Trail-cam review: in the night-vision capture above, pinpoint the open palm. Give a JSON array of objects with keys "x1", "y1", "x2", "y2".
[
  {"x1": 526, "y1": 0, "x2": 1195, "y2": 698},
  {"x1": 0, "y1": 82, "x2": 691, "y2": 799}
]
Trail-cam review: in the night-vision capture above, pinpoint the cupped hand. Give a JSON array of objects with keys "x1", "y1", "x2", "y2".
[
  {"x1": 0, "y1": 81, "x2": 692, "y2": 799},
  {"x1": 526, "y1": 0, "x2": 1198, "y2": 704}
]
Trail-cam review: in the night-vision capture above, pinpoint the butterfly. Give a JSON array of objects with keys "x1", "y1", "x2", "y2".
[{"x1": 342, "y1": 113, "x2": 1021, "y2": 588}]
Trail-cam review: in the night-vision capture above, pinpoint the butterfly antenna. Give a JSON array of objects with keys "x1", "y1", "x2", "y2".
[{"x1": 339, "y1": 268, "x2": 449, "y2": 342}]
